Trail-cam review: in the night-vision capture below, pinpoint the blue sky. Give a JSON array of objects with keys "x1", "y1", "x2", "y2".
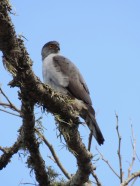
[{"x1": 0, "y1": 0, "x2": 140, "y2": 185}]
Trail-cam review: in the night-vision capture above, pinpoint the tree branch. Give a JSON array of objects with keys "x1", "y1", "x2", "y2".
[
  {"x1": 0, "y1": 135, "x2": 22, "y2": 170},
  {"x1": 35, "y1": 128, "x2": 71, "y2": 180},
  {"x1": 116, "y1": 113, "x2": 123, "y2": 183},
  {"x1": 96, "y1": 147, "x2": 119, "y2": 179},
  {"x1": 120, "y1": 171, "x2": 140, "y2": 186},
  {"x1": 21, "y1": 93, "x2": 50, "y2": 186},
  {"x1": 0, "y1": 108, "x2": 21, "y2": 117},
  {"x1": 91, "y1": 172, "x2": 102, "y2": 186},
  {"x1": 0, "y1": 87, "x2": 21, "y2": 113},
  {"x1": 88, "y1": 131, "x2": 93, "y2": 152},
  {"x1": 59, "y1": 123, "x2": 94, "y2": 185},
  {"x1": 128, "y1": 124, "x2": 136, "y2": 177}
]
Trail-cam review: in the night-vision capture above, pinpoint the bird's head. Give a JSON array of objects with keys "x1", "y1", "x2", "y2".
[{"x1": 41, "y1": 41, "x2": 60, "y2": 60}]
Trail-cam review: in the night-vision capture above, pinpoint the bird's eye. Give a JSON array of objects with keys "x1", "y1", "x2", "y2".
[{"x1": 49, "y1": 45, "x2": 53, "y2": 48}]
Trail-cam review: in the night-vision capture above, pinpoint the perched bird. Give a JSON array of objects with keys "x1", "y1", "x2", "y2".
[{"x1": 41, "y1": 41, "x2": 104, "y2": 145}]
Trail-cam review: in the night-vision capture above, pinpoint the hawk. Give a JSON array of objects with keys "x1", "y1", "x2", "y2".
[{"x1": 41, "y1": 41, "x2": 104, "y2": 145}]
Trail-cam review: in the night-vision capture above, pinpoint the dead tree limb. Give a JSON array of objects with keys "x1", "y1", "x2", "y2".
[
  {"x1": 120, "y1": 171, "x2": 140, "y2": 186},
  {"x1": 116, "y1": 113, "x2": 123, "y2": 183},
  {"x1": 0, "y1": 135, "x2": 22, "y2": 170},
  {"x1": 0, "y1": 87, "x2": 21, "y2": 113},
  {"x1": 91, "y1": 172, "x2": 102, "y2": 186},
  {"x1": 128, "y1": 124, "x2": 136, "y2": 177},
  {"x1": 0, "y1": 108, "x2": 21, "y2": 117},
  {"x1": 21, "y1": 93, "x2": 50, "y2": 185},
  {"x1": 96, "y1": 147, "x2": 119, "y2": 179},
  {"x1": 35, "y1": 128, "x2": 72, "y2": 180}
]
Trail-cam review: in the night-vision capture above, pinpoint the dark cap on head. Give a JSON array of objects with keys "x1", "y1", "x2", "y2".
[
  {"x1": 42, "y1": 41, "x2": 60, "y2": 50},
  {"x1": 41, "y1": 41, "x2": 60, "y2": 60}
]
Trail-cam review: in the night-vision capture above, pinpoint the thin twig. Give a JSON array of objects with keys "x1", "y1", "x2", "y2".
[
  {"x1": 88, "y1": 131, "x2": 93, "y2": 152},
  {"x1": 35, "y1": 128, "x2": 71, "y2": 180},
  {"x1": 0, "y1": 102, "x2": 10, "y2": 108},
  {"x1": 0, "y1": 108, "x2": 21, "y2": 117},
  {"x1": 19, "y1": 183, "x2": 37, "y2": 186},
  {"x1": 96, "y1": 147, "x2": 119, "y2": 178},
  {"x1": 116, "y1": 113, "x2": 123, "y2": 183},
  {"x1": 131, "y1": 177, "x2": 138, "y2": 186},
  {"x1": 136, "y1": 153, "x2": 140, "y2": 162},
  {"x1": 47, "y1": 155, "x2": 56, "y2": 163},
  {"x1": 128, "y1": 124, "x2": 136, "y2": 177},
  {"x1": 120, "y1": 171, "x2": 140, "y2": 186},
  {"x1": 0, "y1": 146, "x2": 6, "y2": 153},
  {"x1": 91, "y1": 171, "x2": 102, "y2": 186},
  {"x1": 0, "y1": 102, "x2": 21, "y2": 114},
  {"x1": 0, "y1": 87, "x2": 21, "y2": 113}
]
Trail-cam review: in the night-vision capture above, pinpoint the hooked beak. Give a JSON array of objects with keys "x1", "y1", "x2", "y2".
[{"x1": 57, "y1": 46, "x2": 60, "y2": 51}]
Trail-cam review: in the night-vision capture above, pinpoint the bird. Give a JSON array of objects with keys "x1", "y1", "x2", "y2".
[{"x1": 41, "y1": 41, "x2": 104, "y2": 145}]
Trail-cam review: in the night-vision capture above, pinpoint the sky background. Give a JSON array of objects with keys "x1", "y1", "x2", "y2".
[{"x1": 0, "y1": 0, "x2": 140, "y2": 185}]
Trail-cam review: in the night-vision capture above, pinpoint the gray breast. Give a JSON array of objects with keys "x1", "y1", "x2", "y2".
[{"x1": 42, "y1": 54, "x2": 69, "y2": 94}]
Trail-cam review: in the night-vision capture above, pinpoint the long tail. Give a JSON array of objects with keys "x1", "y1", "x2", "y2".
[
  {"x1": 74, "y1": 100, "x2": 105, "y2": 145},
  {"x1": 85, "y1": 112, "x2": 104, "y2": 145},
  {"x1": 86, "y1": 113, "x2": 104, "y2": 145}
]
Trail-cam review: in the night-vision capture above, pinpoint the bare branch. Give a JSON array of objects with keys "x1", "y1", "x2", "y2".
[
  {"x1": 0, "y1": 136, "x2": 22, "y2": 170},
  {"x1": 128, "y1": 124, "x2": 136, "y2": 177},
  {"x1": 0, "y1": 146, "x2": 6, "y2": 153},
  {"x1": 47, "y1": 155, "x2": 56, "y2": 163},
  {"x1": 59, "y1": 122, "x2": 94, "y2": 185},
  {"x1": 35, "y1": 128, "x2": 71, "y2": 180},
  {"x1": 91, "y1": 172, "x2": 102, "y2": 186},
  {"x1": 120, "y1": 171, "x2": 140, "y2": 186},
  {"x1": 136, "y1": 153, "x2": 140, "y2": 163},
  {"x1": 19, "y1": 181, "x2": 37, "y2": 186},
  {"x1": 96, "y1": 147, "x2": 119, "y2": 178},
  {"x1": 0, "y1": 108, "x2": 21, "y2": 117},
  {"x1": 21, "y1": 94, "x2": 50, "y2": 185},
  {"x1": 0, "y1": 87, "x2": 21, "y2": 113},
  {"x1": 130, "y1": 177, "x2": 138, "y2": 186},
  {"x1": 115, "y1": 113, "x2": 123, "y2": 183},
  {"x1": 88, "y1": 131, "x2": 93, "y2": 151}
]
